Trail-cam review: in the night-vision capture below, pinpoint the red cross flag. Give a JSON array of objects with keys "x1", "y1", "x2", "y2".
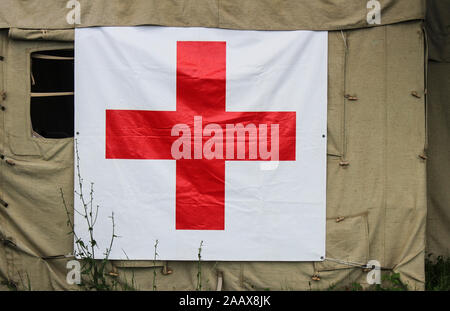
[{"x1": 75, "y1": 27, "x2": 327, "y2": 261}]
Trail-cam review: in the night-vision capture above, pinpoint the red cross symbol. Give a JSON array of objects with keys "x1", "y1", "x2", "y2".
[{"x1": 106, "y1": 41, "x2": 296, "y2": 230}]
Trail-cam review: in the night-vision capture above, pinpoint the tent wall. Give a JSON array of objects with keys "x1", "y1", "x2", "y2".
[
  {"x1": 0, "y1": 0, "x2": 425, "y2": 31},
  {"x1": 425, "y1": 0, "x2": 450, "y2": 259},
  {"x1": 0, "y1": 19, "x2": 427, "y2": 290}
]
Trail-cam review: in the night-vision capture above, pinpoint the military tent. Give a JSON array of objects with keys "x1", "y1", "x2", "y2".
[{"x1": 0, "y1": 0, "x2": 447, "y2": 291}]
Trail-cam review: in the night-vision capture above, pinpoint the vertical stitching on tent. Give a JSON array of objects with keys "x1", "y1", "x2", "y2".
[
  {"x1": 0, "y1": 32, "x2": 5, "y2": 205},
  {"x1": 0, "y1": 32, "x2": 8, "y2": 288},
  {"x1": 341, "y1": 30, "x2": 348, "y2": 160},
  {"x1": 422, "y1": 23, "x2": 429, "y2": 151},
  {"x1": 25, "y1": 48, "x2": 33, "y2": 145},
  {"x1": 383, "y1": 25, "x2": 388, "y2": 266},
  {"x1": 0, "y1": 33, "x2": 7, "y2": 278},
  {"x1": 0, "y1": 32, "x2": 3, "y2": 212},
  {"x1": 217, "y1": 0, "x2": 220, "y2": 28}
]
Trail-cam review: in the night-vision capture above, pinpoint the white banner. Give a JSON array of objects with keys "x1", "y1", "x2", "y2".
[{"x1": 75, "y1": 26, "x2": 327, "y2": 261}]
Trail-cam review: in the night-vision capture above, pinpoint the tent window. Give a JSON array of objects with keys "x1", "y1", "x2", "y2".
[{"x1": 30, "y1": 49, "x2": 74, "y2": 138}]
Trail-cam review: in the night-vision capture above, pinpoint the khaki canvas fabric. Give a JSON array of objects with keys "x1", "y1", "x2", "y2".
[
  {"x1": 426, "y1": 0, "x2": 450, "y2": 62},
  {"x1": 425, "y1": 0, "x2": 450, "y2": 259},
  {"x1": 0, "y1": 3, "x2": 431, "y2": 291},
  {"x1": 0, "y1": 1, "x2": 432, "y2": 290},
  {"x1": 0, "y1": 0, "x2": 425, "y2": 31}
]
